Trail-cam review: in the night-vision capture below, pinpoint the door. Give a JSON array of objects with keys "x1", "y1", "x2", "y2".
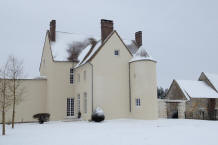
[{"x1": 67, "y1": 98, "x2": 75, "y2": 117}]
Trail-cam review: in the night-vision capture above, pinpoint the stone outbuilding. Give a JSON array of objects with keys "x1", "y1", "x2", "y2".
[{"x1": 161, "y1": 72, "x2": 218, "y2": 120}]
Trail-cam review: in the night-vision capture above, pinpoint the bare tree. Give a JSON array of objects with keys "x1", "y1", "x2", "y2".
[
  {"x1": 0, "y1": 59, "x2": 12, "y2": 135},
  {"x1": 7, "y1": 56, "x2": 24, "y2": 128},
  {"x1": 67, "y1": 37, "x2": 97, "y2": 61}
]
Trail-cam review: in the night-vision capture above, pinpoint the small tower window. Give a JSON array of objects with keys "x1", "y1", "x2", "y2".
[
  {"x1": 114, "y1": 50, "x2": 119, "y2": 56},
  {"x1": 136, "y1": 98, "x2": 141, "y2": 106}
]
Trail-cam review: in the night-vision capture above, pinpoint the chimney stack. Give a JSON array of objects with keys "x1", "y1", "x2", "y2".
[
  {"x1": 50, "y1": 20, "x2": 56, "y2": 41},
  {"x1": 101, "y1": 19, "x2": 113, "y2": 43},
  {"x1": 135, "y1": 31, "x2": 142, "y2": 48}
]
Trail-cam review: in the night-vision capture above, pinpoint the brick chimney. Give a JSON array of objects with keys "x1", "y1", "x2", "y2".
[
  {"x1": 49, "y1": 20, "x2": 56, "y2": 41},
  {"x1": 101, "y1": 19, "x2": 113, "y2": 43},
  {"x1": 135, "y1": 31, "x2": 142, "y2": 48}
]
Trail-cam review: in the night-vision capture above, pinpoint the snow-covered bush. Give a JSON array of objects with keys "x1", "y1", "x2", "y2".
[
  {"x1": 33, "y1": 113, "x2": 50, "y2": 124},
  {"x1": 91, "y1": 107, "x2": 105, "y2": 122}
]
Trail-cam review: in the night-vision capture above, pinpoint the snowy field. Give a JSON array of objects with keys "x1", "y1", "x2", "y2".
[{"x1": 0, "y1": 119, "x2": 218, "y2": 145}]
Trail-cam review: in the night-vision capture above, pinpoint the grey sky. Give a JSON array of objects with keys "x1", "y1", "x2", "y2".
[{"x1": 0, "y1": 0, "x2": 218, "y2": 88}]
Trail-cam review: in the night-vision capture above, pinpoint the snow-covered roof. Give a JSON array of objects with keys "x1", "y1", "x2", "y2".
[
  {"x1": 204, "y1": 73, "x2": 218, "y2": 92},
  {"x1": 20, "y1": 76, "x2": 47, "y2": 80},
  {"x1": 129, "y1": 46, "x2": 155, "y2": 62},
  {"x1": 176, "y1": 80, "x2": 218, "y2": 100},
  {"x1": 50, "y1": 31, "x2": 96, "y2": 61},
  {"x1": 32, "y1": 76, "x2": 47, "y2": 80},
  {"x1": 74, "y1": 40, "x2": 101, "y2": 68},
  {"x1": 123, "y1": 39, "x2": 138, "y2": 54},
  {"x1": 50, "y1": 31, "x2": 155, "y2": 67}
]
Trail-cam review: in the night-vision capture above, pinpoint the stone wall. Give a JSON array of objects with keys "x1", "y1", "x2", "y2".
[
  {"x1": 167, "y1": 80, "x2": 186, "y2": 100},
  {"x1": 185, "y1": 98, "x2": 218, "y2": 120},
  {"x1": 178, "y1": 102, "x2": 186, "y2": 119},
  {"x1": 158, "y1": 99, "x2": 186, "y2": 119},
  {"x1": 158, "y1": 99, "x2": 167, "y2": 118}
]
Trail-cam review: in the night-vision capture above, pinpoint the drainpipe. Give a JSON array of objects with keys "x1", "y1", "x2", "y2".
[
  {"x1": 88, "y1": 62, "x2": 94, "y2": 113},
  {"x1": 129, "y1": 62, "x2": 131, "y2": 112}
]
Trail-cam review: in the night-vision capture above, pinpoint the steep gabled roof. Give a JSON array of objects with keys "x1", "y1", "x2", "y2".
[
  {"x1": 75, "y1": 30, "x2": 133, "y2": 68},
  {"x1": 174, "y1": 80, "x2": 218, "y2": 100},
  {"x1": 123, "y1": 39, "x2": 138, "y2": 54},
  {"x1": 41, "y1": 29, "x2": 154, "y2": 69},
  {"x1": 202, "y1": 72, "x2": 218, "y2": 92},
  {"x1": 44, "y1": 30, "x2": 138, "y2": 64}
]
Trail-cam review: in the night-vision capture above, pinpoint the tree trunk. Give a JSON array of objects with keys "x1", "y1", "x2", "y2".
[
  {"x1": 12, "y1": 98, "x2": 15, "y2": 128},
  {"x1": 12, "y1": 79, "x2": 15, "y2": 128},
  {"x1": 2, "y1": 80, "x2": 6, "y2": 135}
]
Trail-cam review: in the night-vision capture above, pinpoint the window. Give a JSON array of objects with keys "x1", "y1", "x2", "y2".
[
  {"x1": 114, "y1": 50, "x2": 119, "y2": 56},
  {"x1": 136, "y1": 98, "x2": 141, "y2": 106},
  {"x1": 77, "y1": 94, "x2": 80, "y2": 112},
  {"x1": 84, "y1": 70, "x2": 86, "y2": 81},
  {"x1": 67, "y1": 98, "x2": 74, "y2": 116},
  {"x1": 70, "y1": 68, "x2": 74, "y2": 84},
  {"x1": 84, "y1": 92, "x2": 87, "y2": 114},
  {"x1": 78, "y1": 74, "x2": 80, "y2": 82}
]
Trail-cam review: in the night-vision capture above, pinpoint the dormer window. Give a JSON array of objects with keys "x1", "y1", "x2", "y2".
[{"x1": 114, "y1": 50, "x2": 119, "y2": 56}]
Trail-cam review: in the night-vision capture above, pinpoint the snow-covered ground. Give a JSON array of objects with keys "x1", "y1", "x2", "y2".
[{"x1": 1, "y1": 119, "x2": 218, "y2": 145}]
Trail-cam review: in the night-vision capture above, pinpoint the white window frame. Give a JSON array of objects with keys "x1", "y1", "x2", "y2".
[
  {"x1": 67, "y1": 98, "x2": 74, "y2": 117},
  {"x1": 77, "y1": 94, "x2": 80, "y2": 112},
  {"x1": 84, "y1": 92, "x2": 87, "y2": 114}
]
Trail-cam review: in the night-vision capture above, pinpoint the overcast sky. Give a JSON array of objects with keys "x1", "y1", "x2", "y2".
[{"x1": 0, "y1": 0, "x2": 218, "y2": 88}]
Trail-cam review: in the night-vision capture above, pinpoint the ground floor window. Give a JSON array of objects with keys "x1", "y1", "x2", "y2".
[
  {"x1": 84, "y1": 92, "x2": 87, "y2": 114},
  {"x1": 67, "y1": 98, "x2": 74, "y2": 116},
  {"x1": 136, "y1": 98, "x2": 141, "y2": 106},
  {"x1": 78, "y1": 94, "x2": 80, "y2": 112}
]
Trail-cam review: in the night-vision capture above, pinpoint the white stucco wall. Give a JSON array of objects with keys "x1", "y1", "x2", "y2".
[
  {"x1": 1, "y1": 79, "x2": 47, "y2": 123},
  {"x1": 73, "y1": 63, "x2": 93, "y2": 120},
  {"x1": 40, "y1": 32, "x2": 75, "y2": 121},
  {"x1": 91, "y1": 32, "x2": 132, "y2": 119},
  {"x1": 130, "y1": 60, "x2": 158, "y2": 120}
]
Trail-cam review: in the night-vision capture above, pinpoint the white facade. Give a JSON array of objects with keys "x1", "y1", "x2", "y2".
[{"x1": 1, "y1": 20, "x2": 158, "y2": 123}]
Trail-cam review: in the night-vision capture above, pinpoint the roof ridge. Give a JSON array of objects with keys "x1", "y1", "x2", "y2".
[{"x1": 204, "y1": 72, "x2": 218, "y2": 76}]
